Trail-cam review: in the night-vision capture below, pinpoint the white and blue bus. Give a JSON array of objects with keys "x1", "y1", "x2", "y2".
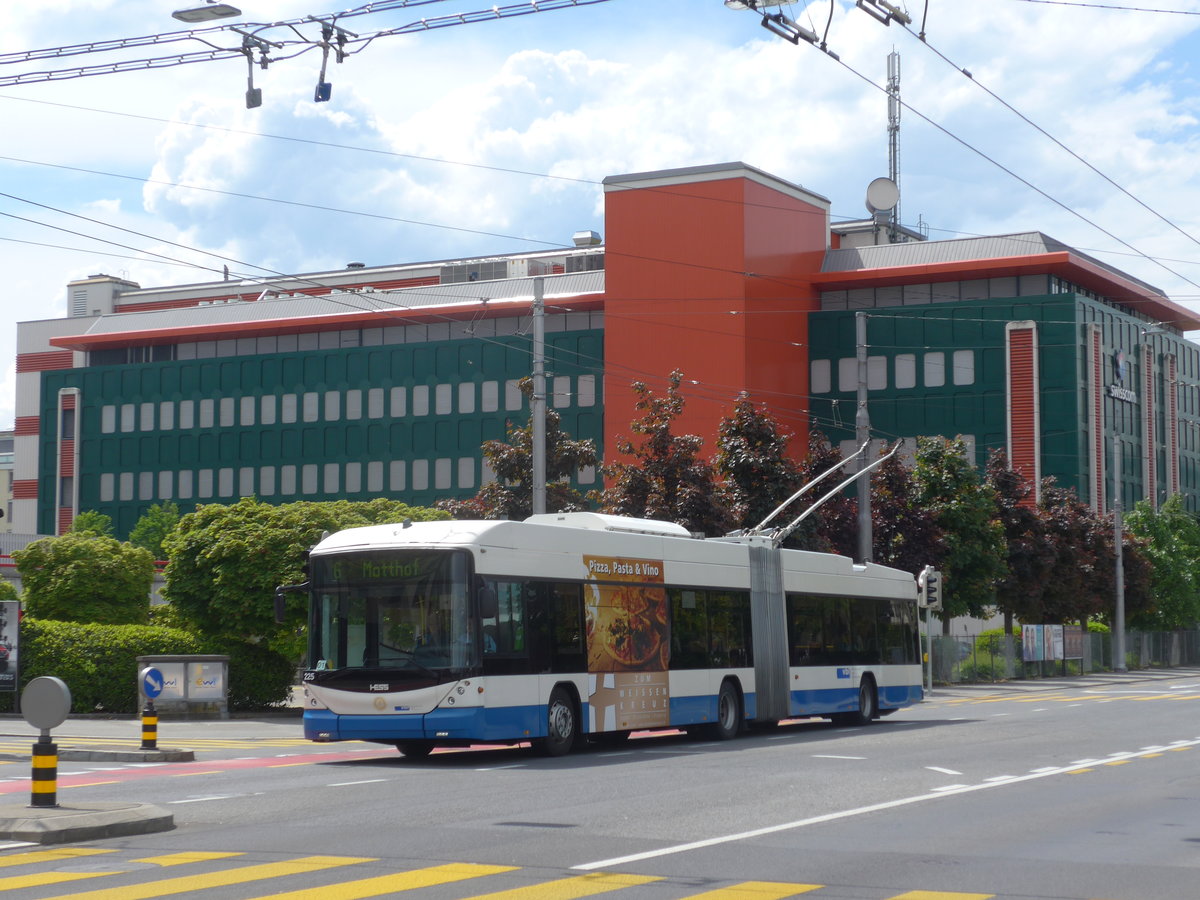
[{"x1": 296, "y1": 512, "x2": 923, "y2": 757}]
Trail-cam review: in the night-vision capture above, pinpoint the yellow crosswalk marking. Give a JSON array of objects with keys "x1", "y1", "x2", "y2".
[
  {"x1": 888, "y1": 892, "x2": 993, "y2": 899},
  {"x1": 132, "y1": 851, "x2": 245, "y2": 867},
  {"x1": 35, "y1": 854, "x2": 375, "y2": 900},
  {"x1": 245, "y1": 861, "x2": 518, "y2": 900},
  {"x1": 0, "y1": 847, "x2": 113, "y2": 868},
  {"x1": 463, "y1": 872, "x2": 662, "y2": 900},
  {"x1": 681, "y1": 880, "x2": 822, "y2": 899}
]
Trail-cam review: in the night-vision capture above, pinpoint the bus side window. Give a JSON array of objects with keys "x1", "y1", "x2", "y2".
[
  {"x1": 670, "y1": 589, "x2": 708, "y2": 669},
  {"x1": 486, "y1": 580, "x2": 527, "y2": 654}
]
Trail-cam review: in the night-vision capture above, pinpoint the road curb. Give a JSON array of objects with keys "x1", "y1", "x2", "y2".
[
  {"x1": 0, "y1": 748, "x2": 195, "y2": 763},
  {"x1": 0, "y1": 801, "x2": 174, "y2": 844}
]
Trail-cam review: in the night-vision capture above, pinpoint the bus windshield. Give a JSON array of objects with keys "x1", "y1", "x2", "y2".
[{"x1": 308, "y1": 549, "x2": 474, "y2": 675}]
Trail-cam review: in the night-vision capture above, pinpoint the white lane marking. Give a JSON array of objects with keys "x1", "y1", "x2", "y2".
[
  {"x1": 571, "y1": 736, "x2": 1200, "y2": 871},
  {"x1": 948, "y1": 717, "x2": 968, "y2": 721},
  {"x1": 931, "y1": 784, "x2": 969, "y2": 792},
  {"x1": 327, "y1": 778, "x2": 389, "y2": 786},
  {"x1": 168, "y1": 796, "x2": 233, "y2": 804},
  {"x1": 984, "y1": 775, "x2": 1017, "y2": 782},
  {"x1": 0, "y1": 841, "x2": 37, "y2": 850},
  {"x1": 1030, "y1": 766, "x2": 1058, "y2": 773},
  {"x1": 1141, "y1": 745, "x2": 1168, "y2": 752},
  {"x1": 925, "y1": 766, "x2": 962, "y2": 775},
  {"x1": 813, "y1": 755, "x2": 866, "y2": 760},
  {"x1": 1070, "y1": 759, "x2": 1100, "y2": 766},
  {"x1": 474, "y1": 764, "x2": 526, "y2": 771},
  {"x1": 1031, "y1": 708, "x2": 1048, "y2": 712},
  {"x1": 991, "y1": 713, "x2": 1010, "y2": 717}
]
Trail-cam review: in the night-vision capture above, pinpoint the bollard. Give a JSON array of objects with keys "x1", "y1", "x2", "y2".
[
  {"x1": 30, "y1": 736, "x2": 58, "y2": 808},
  {"x1": 140, "y1": 699, "x2": 158, "y2": 751}
]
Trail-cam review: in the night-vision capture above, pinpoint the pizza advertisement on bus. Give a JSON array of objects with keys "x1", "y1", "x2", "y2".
[{"x1": 582, "y1": 555, "x2": 670, "y2": 731}]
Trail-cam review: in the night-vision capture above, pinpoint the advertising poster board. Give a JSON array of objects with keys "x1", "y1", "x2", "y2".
[
  {"x1": 0, "y1": 600, "x2": 17, "y2": 692},
  {"x1": 1022, "y1": 624, "x2": 1043, "y2": 662},
  {"x1": 583, "y1": 555, "x2": 670, "y2": 732}
]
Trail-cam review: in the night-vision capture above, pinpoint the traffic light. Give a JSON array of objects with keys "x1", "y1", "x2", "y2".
[{"x1": 917, "y1": 565, "x2": 942, "y2": 611}]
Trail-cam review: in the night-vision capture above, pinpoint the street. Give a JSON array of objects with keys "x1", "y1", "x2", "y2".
[{"x1": 1, "y1": 669, "x2": 1198, "y2": 899}]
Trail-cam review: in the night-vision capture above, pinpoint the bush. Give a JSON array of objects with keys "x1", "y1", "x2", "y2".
[{"x1": 0, "y1": 619, "x2": 294, "y2": 714}]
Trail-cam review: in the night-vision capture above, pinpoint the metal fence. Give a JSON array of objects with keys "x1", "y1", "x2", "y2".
[{"x1": 929, "y1": 630, "x2": 1200, "y2": 684}]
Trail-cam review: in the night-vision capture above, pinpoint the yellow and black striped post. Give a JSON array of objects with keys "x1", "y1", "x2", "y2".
[
  {"x1": 140, "y1": 699, "x2": 158, "y2": 751},
  {"x1": 30, "y1": 737, "x2": 58, "y2": 808}
]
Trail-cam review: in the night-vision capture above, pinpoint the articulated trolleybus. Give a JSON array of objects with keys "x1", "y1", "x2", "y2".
[{"x1": 297, "y1": 511, "x2": 923, "y2": 757}]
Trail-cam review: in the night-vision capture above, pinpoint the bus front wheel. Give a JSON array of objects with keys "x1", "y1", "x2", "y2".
[
  {"x1": 396, "y1": 741, "x2": 434, "y2": 759},
  {"x1": 710, "y1": 680, "x2": 741, "y2": 741},
  {"x1": 539, "y1": 687, "x2": 578, "y2": 757}
]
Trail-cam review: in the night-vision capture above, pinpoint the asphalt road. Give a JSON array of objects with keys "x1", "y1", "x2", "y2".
[{"x1": 1, "y1": 669, "x2": 1198, "y2": 899}]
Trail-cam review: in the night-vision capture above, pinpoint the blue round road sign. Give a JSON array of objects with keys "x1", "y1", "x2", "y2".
[{"x1": 141, "y1": 666, "x2": 165, "y2": 699}]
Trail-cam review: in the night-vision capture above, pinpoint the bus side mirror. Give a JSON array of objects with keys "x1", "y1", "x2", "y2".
[{"x1": 478, "y1": 583, "x2": 498, "y2": 619}]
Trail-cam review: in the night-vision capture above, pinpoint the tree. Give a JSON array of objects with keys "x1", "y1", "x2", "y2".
[
  {"x1": 792, "y1": 431, "x2": 857, "y2": 555},
  {"x1": 592, "y1": 371, "x2": 733, "y2": 536},
  {"x1": 129, "y1": 501, "x2": 181, "y2": 561},
  {"x1": 714, "y1": 393, "x2": 802, "y2": 534},
  {"x1": 70, "y1": 510, "x2": 113, "y2": 537},
  {"x1": 439, "y1": 379, "x2": 598, "y2": 520},
  {"x1": 1123, "y1": 495, "x2": 1198, "y2": 629},
  {"x1": 14, "y1": 532, "x2": 155, "y2": 625},
  {"x1": 913, "y1": 436, "x2": 1007, "y2": 628},
  {"x1": 985, "y1": 449, "x2": 1055, "y2": 635},
  {"x1": 870, "y1": 443, "x2": 943, "y2": 576},
  {"x1": 162, "y1": 498, "x2": 449, "y2": 659}
]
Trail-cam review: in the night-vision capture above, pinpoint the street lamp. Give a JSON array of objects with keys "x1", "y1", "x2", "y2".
[{"x1": 172, "y1": 2, "x2": 242, "y2": 23}]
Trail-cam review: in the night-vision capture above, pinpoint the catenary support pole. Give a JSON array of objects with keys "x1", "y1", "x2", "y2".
[
  {"x1": 531, "y1": 277, "x2": 547, "y2": 516},
  {"x1": 1113, "y1": 431, "x2": 1127, "y2": 672},
  {"x1": 855, "y1": 311, "x2": 872, "y2": 563}
]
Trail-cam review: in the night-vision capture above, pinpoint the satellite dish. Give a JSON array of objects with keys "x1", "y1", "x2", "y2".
[{"x1": 865, "y1": 177, "x2": 900, "y2": 214}]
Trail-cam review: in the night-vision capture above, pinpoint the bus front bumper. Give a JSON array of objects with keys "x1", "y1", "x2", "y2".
[{"x1": 304, "y1": 707, "x2": 489, "y2": 743}]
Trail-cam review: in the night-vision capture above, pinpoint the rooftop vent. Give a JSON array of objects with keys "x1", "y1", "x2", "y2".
[
  {"x1": 572, "y1": 230, "x2": 601, "y2": 247},
  {"x1": 346, "y1": 262, "x2": 365, "y2": 269}
]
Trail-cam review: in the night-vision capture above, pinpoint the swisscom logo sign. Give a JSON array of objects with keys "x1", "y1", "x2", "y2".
[{"x1": 1109, "y1": 349, "x2": 1136, "y2": 403}]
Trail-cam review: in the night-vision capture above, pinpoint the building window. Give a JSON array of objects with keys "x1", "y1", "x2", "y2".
[
  {"x1": 368, "y1": 461, "x2": 384, "y2": 492},
  {"x1": 346, "y1": 390, "x2": 362, "y2": 420},
  {"x1": 413, "y1": 386, "x2": 430, "y2": 416},
  {"x1": 219, "y1": 397, "x2": 234, "y2": 428},
  {"x1": 139, "y1": 472, "x2": 153, "y2": 501},
  {"x1": 435, "y1": 458, "x2": 452, "y2": 490},
  {"x1": 281, "y1": 465, "x2": 297, "y2": 496},
  {"x1": 323, "y1": 463, "x2": 339, "y2": 494},
  {"x1": 261, "y1": 395, "x2": 276, "y2": 426},
  {"x1": 259, "y1": 466, "x2": 275, "y2": 497},
  {"x1": 199, "y1": 399, "x2": 215, "y2": 429},
  {"x1": 120, "y1": 472, "x2": 134, "y2": 501},
  {"x1": 505, "y1": 380, "x2": 523, "y2": 411},
  {"x1": 390, "y1": 460, "x2": 406, "y2": 491},
  {"x1": 178, "y1": 471, "x2": 193, "y2": 500},
  {"x1": 837, "y1": 358, "x2": 856, "y2": 393},
  {"x1": 100, "y1": 473, "x2": 115, "y2": 502},
  {"x1": 412, "y1": 460, "x2": 429, "y2": 491},
  {"x1": 458, "y1": 383, "x2": 475, "y2": 415},
  {"x1": 953, "y1": 349, "x2": 975, "y2": 385},
  {"x1": 390, "y1": 387, "x2": 406, "y2": 418},
  {"x1": 368, "y1": 388, "x2": 385, "y2": 419},
  {"x1": 895, "y1": 354, "x2": 916, "y2": 389},
  {"x1": 159, "y1": 402, "x2": 174, "y2": 430},
  {"x1": 218, "y1": 468, "x2": 234, "y2": 497},
  {"x1": 435, "y1": 384, "x2": 452, "y2": 415},
  {"x1": 198, "y1": 469, "x2": 214, "y2": 499},
  {"x1": 324, "y1": 391, "x2": 340, "y2": 422},
  {"x1": 180, "y1": 401, "x2": 195, "y2": 429},
  {"x1": 810, "y1": 360, "x2": 831, "y2": 394},
  {"x1": 101, "y1": 406, "x2": 116, "y2": 434},
  {"x1": 140, "y1": 403, "x2": 155, "y2": 432},
  {"x1": 924, "y1": 352, "x2": 945, "y2": 387},
  {"x1": 281, "y1": 394, "x2": 298, "y2": 424},
  {"x1": 240, "y1": 397, "x2": 255, "y2": 427},
  {"x1": 553, "y1": 376, "x2": 571, "y2": 408},
  {"x1": 868, "y1": 356, "x2": 887, "y2": 391},
  {"x1": 578, "y1": 465, "x2": 596, "y2": 485},
  {"x1": 345, "y1": 462, "x2": 362, "y2": 493},
  {"x1": 578, "y1": 374, "x2": 596, "y2": 407},
  {"x1": 458, "y1": 457, "x2": 474, "y2": 489},
  {"x1": 482, "y1": 381, "x2": 499, "y2": 413},
  {"x1": 303, "y1": 392, "x2": 319, "y2": 423},
  {"x1": 121, "y1": 404, "x2": 135, "y2": 433},
  {"x1": 239, "y1": 467, "x2": 254, "y2": 496},
  {"x1": 302, "y1": 464, "x2": 318, "y2": 495},
  {"x1": 158, "y1": 471, "x2": 173, "y2": 500}
]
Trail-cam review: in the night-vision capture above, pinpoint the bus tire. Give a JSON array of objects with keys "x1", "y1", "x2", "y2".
[
  {"x1": 396, "y1": 741, "x2": 434, "y2": 759},
  {"x1": 710, "y1": 679, "x2": 742, "y2": 741},
  {"x1": 539, "y1": 686, "x2": 578, "y2": 757},
  {"x1": 849, "y1": 677, "x2": 877, "y2": 726}
]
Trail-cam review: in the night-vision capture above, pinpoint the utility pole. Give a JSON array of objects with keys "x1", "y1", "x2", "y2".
[
  {"x1": 531, "y1": 277, "x2": 547, "y2": 516},
  {"x1": 886, "y1": 49, "x2": 901, "y2": 241},
  {"x1": 1113, "y1": 431, "x2": 1126, "y2": 672},
  {"x1": 856, "y1": 311, "x2": 872, "y2": 563}
]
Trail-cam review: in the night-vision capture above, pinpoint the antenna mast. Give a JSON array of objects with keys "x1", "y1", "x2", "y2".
[{"x1": 886, "y1": 49, "x2": 901, "y2": 239}]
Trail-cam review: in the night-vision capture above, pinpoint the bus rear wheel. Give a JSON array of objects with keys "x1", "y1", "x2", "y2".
[
  {"x1": 538, "y1": 687, "x2": 578, "y2": 757},
  {"x1": 833, "y1": 678, "x2": 877, "y2": 726},
  {"x1": 709, "y1": 680, "x2": 741, "y2": 741}
]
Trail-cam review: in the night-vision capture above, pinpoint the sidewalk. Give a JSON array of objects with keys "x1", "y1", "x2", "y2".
[{"x1": 927, "y1": 665, "x2": 1200, "y2": 699}]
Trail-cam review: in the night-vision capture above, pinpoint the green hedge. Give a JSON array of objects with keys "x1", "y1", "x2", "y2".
[{"x1": 0, "y1": 619, "x2": 294, "y2": 714}]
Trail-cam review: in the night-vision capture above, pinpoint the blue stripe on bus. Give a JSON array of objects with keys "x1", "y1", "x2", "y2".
[
  {"x1": 789, "y1": 684, "x2": 922, "y2": 717},
  {"x1": 304, "y1": 706, "x2": 548, "y2": 743}
]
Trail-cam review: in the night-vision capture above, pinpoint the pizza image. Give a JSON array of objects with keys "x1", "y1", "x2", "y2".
[{"x1": 592, "y1": 585, "x2": 668, "y2": 669}]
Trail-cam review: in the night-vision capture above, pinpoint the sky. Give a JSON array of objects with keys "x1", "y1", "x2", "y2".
[{"x1": 3, "y1": 0, "x2": 1200, "y2": 430}]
